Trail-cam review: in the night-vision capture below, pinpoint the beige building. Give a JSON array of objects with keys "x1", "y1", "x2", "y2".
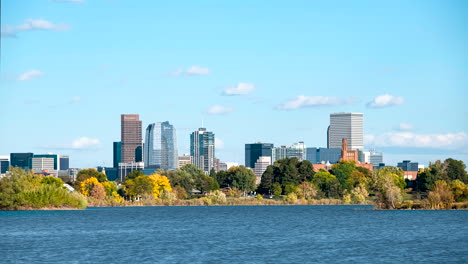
[
  {"x1": 178, "y1": 154, "x2": 192, "y2": 169},
  {"x1": 254, "y1": 156, "x2": 271, "y2": 185}
]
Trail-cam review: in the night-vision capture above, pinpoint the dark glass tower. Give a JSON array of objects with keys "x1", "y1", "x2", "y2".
[
  {"x1": 113, "y1": 141, "x2": 122, "y2": 168},
  {"x1": 10, "y1": 153, "x2": 34, "y2": 170},
  {"x1": 245, "y1": 143, "x2": 274, "y2": 169}
]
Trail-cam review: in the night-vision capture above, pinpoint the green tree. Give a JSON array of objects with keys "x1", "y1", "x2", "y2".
[
  {"x1": 284, "y1": 184, "x2": 297, "y2": 195},
  {"x1": 312, "y1": 170, "x2": 340, "y2": 198},
  {"x1": 272, "y1": 183, "x2": 282, "y2": 197},
  {"x1": 257, "y1": 166, "x2": 274, "y2": 194},
  {"x1": 331, "y1": 161, "x2": 356, "y2": 192},
  {"x1": 228, "y1": 166, "x2": 256, "y2": 192},
  {"x1": 40, "y1": 176, "x2": 64, "y2": 188},
  {"x1": 444, "y1": 159, "x2": 468, "y2": 183},
  {"x1": 126, "y1": 170, "x2": 145, "y2": 180},
  {"x1": 450, "y1": 180, "x2": 468, "y2": 202},
  {"x1": 371, "y1": 167, "x2": 405, "y2": 209},
  {"x1": 297, "y1": 160, "x2": 315, "y2": 182}
]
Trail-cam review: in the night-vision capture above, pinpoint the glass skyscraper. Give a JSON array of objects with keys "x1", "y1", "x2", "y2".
[
  {"x1": 190, "y1": 128, "x2": 215, "y2": 173},
  {"x1": 144, "y1": 121, "x2": 178, "y2": 170},
  {"x1": 245, "y1": 143, "x2": 273, "y2": 169},
  {"x1": 10, "y1": 153, "x2": 34, "y2": 170}
]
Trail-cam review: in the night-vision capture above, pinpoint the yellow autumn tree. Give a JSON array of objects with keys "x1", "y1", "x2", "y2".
[
  {"x1": 80, "y1": 177, "x2": 103, "y2": 197},
  {"x1": 148, "y1": 174, "x2": 172, "y2": 198}
]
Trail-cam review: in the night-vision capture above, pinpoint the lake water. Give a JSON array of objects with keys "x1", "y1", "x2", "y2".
[{"x1": 1, "y1": 205, "x2": 467, "y2": 263}]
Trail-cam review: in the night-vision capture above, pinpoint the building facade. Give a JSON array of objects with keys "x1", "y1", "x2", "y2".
[
  {"x1": 178, "y1": 154, "x2": 192, "y2": 169},
  {"x1": 33, "y1": 154, "x2": 60, "y2": 171},
  {"x1": 306, "y1": 147, "x2": 341, "y2": 164},
  {"x1": 144, "y1": 121, "x2": 178, "y2": 170},
  {"x1": 113, "y1": 141, "x2": 121, "y2": 168},
  {"x1": 190, "y1": 128, "x2": 215, "y2": 173},
  {"x1": 328, "y1": 112, "x2": 364, "y2": 150},
  {"x1": 0, "y1": 159, "x2": 9, "y2": 174},
  {"x1": 10, "y1": 153, "x2": 34, "y2": 170},
  {"x1": 59, "y1": 155, "x2": 69, "y2": 170},
  {"x1": 31, "y1": 157, "x2": 57, "y2": 176},
  {"x1": 245, "y1": 143, "x2": 274, "y2": 169},
  {"x1": 121, "y1": 114, "x2": 142, "y2": 163},
  {"x1": 254, "y1": 156, "x2": 271, "y2": 184},
  {"x1": 272, "y1": 142, "x2": 306, "y2": 162}
]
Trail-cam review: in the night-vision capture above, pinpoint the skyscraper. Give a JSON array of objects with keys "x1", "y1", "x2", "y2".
[
  {"x1": 328, "y1": 112, "x2": 363, "y2": 150},
  {"x1": 10, "y1": 153, "x2": 34, "y2": 170},
  {"x1": 59, "y1": 155, "x2": 69, "y2": 170},
  {"x1": 121, "y1": 114, "x2": 142, "y2": 163},
  {"x1": 245, "y1": 143, "x2": 274, "y2": 169},
  {"x1": 144, "y1": 121, "x2": 178, "y2": 170},
  {"x1": 113, "y1": 142, "x2": 121, "y2": 168},
  {"x1": 190, "y1": 128, "x2": 215, "y2": 173}
]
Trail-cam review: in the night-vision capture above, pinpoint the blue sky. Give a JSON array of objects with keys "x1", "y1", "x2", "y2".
[{"x1": 1, "y1": 0, "x2": 467, "y2": 168}]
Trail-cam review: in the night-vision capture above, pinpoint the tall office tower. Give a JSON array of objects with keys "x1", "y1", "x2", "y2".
[
  {"x1": 113, "y1": 142, "x2": 121, "y2": 168},
  {"x1": 245, "y1": 143, "x2": 274, "y2": 169},
  {"x1": 272, "y1": 142, "x2": 305, "y2": 162},
  {"x1": 0, "y1": 158, "x2": 9, "y2": 174},
  {"x1": 328, "y1": 112, "x2": 364, "y2": 150},
  {"x1": 121, "y1": 114, "x2": 142, "y2": 163},
  {"x1": 33, "y1": 154, "x2": 60, "y2": 171},
  {"x1": 59, "y1": 155, "x2": 69, "y2": 170},
  {"x1": 144, "y1": 121, "x2": 178, "y2": 170},
  {"x1": 369, "y1": 150, "x2": 383, "y2": 165},
  {"x1": 10, "y1": 153, "x2": 34, "y2": 170},
  {"x1": 190, "y1": 128, "x2": 215, "y2": 173}
]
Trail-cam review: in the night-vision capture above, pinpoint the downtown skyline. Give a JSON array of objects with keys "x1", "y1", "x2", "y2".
[{"x1": 1, "y1": 0, "x2": 467, "y2": 168}]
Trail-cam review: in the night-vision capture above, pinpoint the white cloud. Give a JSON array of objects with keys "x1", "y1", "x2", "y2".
[
  {"x1": 206, "y1": 105, "x2": 233, "y2": 115},
  {"x1": 18, "y1": 70, "x2": 44, "y2": 81},
  {"x1": 1, "y1": 19, "x2": 69, "y2": 37},
  {"x1": 215, "y1": 138, "x2": 224, "y2": 149},
  {"x1": 398, "y1": 122, "x2": 413, "y2": 131},
  {"x1": 51, "y1": 0, "x2": 84, "y2": 3},
  {"x1": 70, "y1": 137, "x2": 100, "y2": 149},
  {"x1": 367, "y1": 94, "x2": 404, "y2": 108},
  {"x1": 364, "y1": 132, "x2": 468, "y2": 150},
  {"x1": 169, "y1": 65, "x2": 210, "y2": 76},
  {"x1": 223, "y1": 83, "x2": 255, "y2": 96},
  {"x1": 69, "y1": 96, "x2": 81, "y2": 104},
  {"x1": 276, "y1": 95, "x2": 354, "y2": 110}
]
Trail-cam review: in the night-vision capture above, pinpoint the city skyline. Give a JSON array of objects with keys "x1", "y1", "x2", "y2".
[{"x1": 1, "y1": 1, "x2": 467, "y2": 168}]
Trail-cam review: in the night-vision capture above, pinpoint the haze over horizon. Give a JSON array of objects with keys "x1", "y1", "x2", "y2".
[{"x1": 1, "y1": 0, "x2": 467, "y2": 168}]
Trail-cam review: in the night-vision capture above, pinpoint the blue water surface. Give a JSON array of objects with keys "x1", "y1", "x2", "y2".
[{"x1": 1, "y1": 205, "x2": 467, "y2": 263}]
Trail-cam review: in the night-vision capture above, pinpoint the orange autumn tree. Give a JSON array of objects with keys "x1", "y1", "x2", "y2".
[{"x1": 80, "y1": 177, "x2": 105, "y2": 199}]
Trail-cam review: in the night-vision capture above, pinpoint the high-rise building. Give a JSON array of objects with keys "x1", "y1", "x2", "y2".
[
  {"x1": 397, "y1": 160, "x2": 419, "y2": 171},
  {"x1": 0, "y1": 159, "x2": 9, "y2": 174},
  {"x1": 178, "y1": 154, "x2": 192, "y2": 169},
  {"x1": 121, "y1": 114, "x2": 142, "y2": 163},
  {"x1": 59, "y1": 155, "x2": 69, "y2": 170},
  {"x1": 144, "y1": 121, "x2": 178, "y2": 170},
  {"x1": 10, "y1": 153, "x2": 34, "y2": 170},
  {"x1": 113, "y1": 142, "x2": 121, "y2": 168},
  {"x1": 328, "y1": 112, "x2": 364, "y2": 150},
  {"x1": 245, "y1": 143, "x2": 274, "y2": 169},
  {"x1": 33, "y1": 154, "x2": 60, "y2": 171},
  {"x1": 254, "y1": 156, "x2": 271, "y2": 184},
  {"x1": 272, "y1": 142, "x2": 306, "y2": 162},
  {"x1": 190, "y1": 128, "x2": 215, "y2": 173},
  {"x1": 31, "y1": 157, "x2": 56, "y2": 175},
  {"x1": 369, "y1": 150, "x2": 383, "y2": 165},
  {"x1": 306, "y1": 147, "x2": 341, "y2": 164}
]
